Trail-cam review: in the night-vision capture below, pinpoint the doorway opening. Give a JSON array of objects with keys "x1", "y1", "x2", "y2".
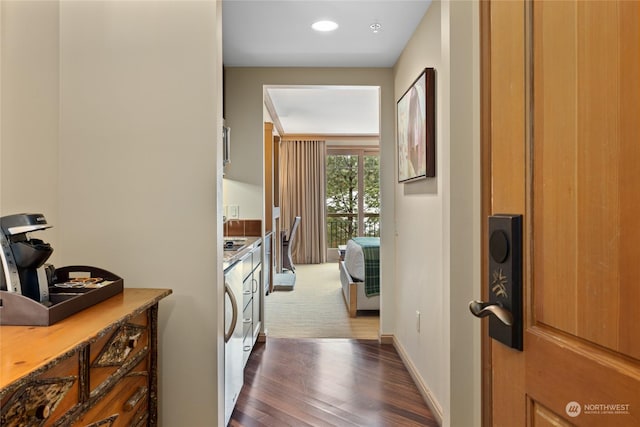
[{"x1": 263, "y1": 84, "x2": 382, "y2": 339}]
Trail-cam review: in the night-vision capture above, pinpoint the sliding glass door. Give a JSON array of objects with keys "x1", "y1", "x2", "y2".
[{"x1": 326, "y1": 148, "x2": 380, "y2": 255}]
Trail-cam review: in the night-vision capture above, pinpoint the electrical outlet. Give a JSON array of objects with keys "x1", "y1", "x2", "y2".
[
  {"x1": 416, "y1": 310, "x2": 421, "y2": 332},
  {"x1": 229, "y1": 205, "x2": 240, "y2": 219}
]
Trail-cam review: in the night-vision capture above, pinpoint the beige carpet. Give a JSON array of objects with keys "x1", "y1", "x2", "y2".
[{"x1": 265, "y1": 263, "x2": 379, "y2": 339}]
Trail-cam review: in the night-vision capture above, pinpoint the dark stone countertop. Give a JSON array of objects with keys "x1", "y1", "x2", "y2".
[{"x1": 223, "y1": 236, "x2": 261, "y2": 271}]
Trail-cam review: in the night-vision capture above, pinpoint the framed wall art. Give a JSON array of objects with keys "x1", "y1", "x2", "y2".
[{"x1": 397, "y1": 67, "x2": 435, "y2": 182}]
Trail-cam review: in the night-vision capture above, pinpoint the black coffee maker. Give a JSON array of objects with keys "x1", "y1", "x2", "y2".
[{"x1": 0, "y1": 213, "x2": 55, "y2": 304}]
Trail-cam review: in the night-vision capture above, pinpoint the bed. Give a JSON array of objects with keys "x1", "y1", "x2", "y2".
[{"x1": 339, "y1": 237, "x2": 381, "y2": 317}]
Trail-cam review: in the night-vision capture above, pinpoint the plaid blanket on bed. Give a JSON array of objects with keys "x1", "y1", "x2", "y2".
[{"x1": 351, "y1": 237, "x2": 380, "y2": 297}]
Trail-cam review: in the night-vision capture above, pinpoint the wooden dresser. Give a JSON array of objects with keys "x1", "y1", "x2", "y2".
[{"x1": 0, "y1": 288, "x2": 171, "y2": 427}]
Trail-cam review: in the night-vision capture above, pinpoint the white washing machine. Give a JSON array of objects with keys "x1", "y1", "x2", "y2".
[{"x1": 224, "y1": 262, "x2": 243, "y2": 425}]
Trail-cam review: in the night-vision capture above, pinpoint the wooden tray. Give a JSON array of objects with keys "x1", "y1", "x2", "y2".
[{"x1": 0, "y1": 266, "x2": 123, "y2": 326}]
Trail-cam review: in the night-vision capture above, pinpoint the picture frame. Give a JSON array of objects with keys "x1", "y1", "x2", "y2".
[{"x1": 397, "y1": 68, "x2": 435, "y2": 182}]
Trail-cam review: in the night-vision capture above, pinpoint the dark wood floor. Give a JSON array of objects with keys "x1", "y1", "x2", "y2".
[{"x1": 229, "y1": 338, "x2": 438, "y2": 427}]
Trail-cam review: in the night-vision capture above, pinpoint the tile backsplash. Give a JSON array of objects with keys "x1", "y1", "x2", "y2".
[{"x1": 224, "y1": 219, "x2": 262, "y2": 237}]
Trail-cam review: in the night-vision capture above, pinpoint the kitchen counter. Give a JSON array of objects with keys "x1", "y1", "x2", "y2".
[{"x1": 223, "y1": 236, "x2": 261, "y2": 271}]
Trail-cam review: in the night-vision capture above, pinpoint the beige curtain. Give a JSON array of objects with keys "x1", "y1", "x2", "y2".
[{"x1": 279, "y1": 139, "x2": 327, "y2": 264}]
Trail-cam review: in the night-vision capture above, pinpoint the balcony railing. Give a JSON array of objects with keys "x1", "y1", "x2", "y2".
[{"x1": 326, "y1": 213, "x2": 380, "y2": 248}]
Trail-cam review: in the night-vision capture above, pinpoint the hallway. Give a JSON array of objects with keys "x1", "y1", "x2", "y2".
[{"x1": 229, "y1": 338, "x2": 438, "y2": 426}]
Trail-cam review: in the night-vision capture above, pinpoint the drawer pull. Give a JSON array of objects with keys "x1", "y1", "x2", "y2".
[
  {"x1": 128, "y1": 331, "x2": 142, "y2": 348},
  {"x1": 120, "y1": 331, "x2": 142, "y2": 360},
  {"x1": 128, "y1": 337, "x2": 138, "y2": 349},
  {"x1": 243, "y1": 345, "x2": 251, "y2": 352},
  {"x1": 123, "y1": 386, "x2": 148, "y2": 412},
  {"x1": 94, "y1": 326, "x2": 145, "y2": 367},
  {"x1": 243, "y1": 318, "x2": 252, "y2": 323},
  {"x1": 28, "y1": 404, "x2": 51, "y2": 420}
]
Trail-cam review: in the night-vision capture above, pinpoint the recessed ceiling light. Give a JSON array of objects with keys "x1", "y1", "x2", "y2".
[{"x1": 312, "y1": 20, "x2": 338, "y2": 32}]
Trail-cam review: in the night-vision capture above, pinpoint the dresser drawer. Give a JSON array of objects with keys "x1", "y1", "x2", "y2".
[
  {"x1": 88, "y1": 311, "x2": 149, "y2": 396},
  {"x1": 71, "y1": 363, "x2": 149, "y2": 427},
  {"x1": 0, "y1": 352, "x2": 79, "y2": 427}
]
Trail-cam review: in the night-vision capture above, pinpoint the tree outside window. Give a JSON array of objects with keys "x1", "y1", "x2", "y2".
[{"x1": 326, "y1": 149, "x2": 380, "y2": 249}]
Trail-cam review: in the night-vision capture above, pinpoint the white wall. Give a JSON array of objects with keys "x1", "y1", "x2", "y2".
[
  {"x1": 58, "y1": 2, "x2": 223, "y2": 425},
  {"x1": 224, "y1": 67, "x2": 396, "y2": 334},
  {"x1": 0, "y1": 0, "x2": 60, "y2": 261},
  {"x1": 392, "y1": 1, "x2": 480, "y2": 426},
  {"x1": 447, "y1": 1, "x2": 481, "y2": 425},
  {"x1": 393, "y1": 0, "x2": 446, "y2": 418},
  {"x1": 2, "y1": 1, "x2": 225, "y2": 425}
]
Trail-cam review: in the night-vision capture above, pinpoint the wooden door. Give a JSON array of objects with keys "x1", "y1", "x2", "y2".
[{"x1": 482, "y1": 0, "x2": 640, "y2": 425}]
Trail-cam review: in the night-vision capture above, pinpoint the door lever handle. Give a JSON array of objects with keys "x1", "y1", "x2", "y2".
[{"x1": 469, "y1": 300, "x2": 513, "y2": 326}]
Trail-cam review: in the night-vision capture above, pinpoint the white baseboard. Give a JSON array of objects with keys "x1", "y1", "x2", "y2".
[{"x1": 390, "y1": 335, "x2": 444, "y2": 426}]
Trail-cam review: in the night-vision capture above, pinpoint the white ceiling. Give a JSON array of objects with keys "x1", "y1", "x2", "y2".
[
  {"x1": 223, "y1": 0, "x2": 432, "y2": 136},
  {"x1": 223, "y1": 0, "x2": 432, "y2": 68},
  {"x1": 265, "y1": 85, "x2": 380, "y2": 135}
]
